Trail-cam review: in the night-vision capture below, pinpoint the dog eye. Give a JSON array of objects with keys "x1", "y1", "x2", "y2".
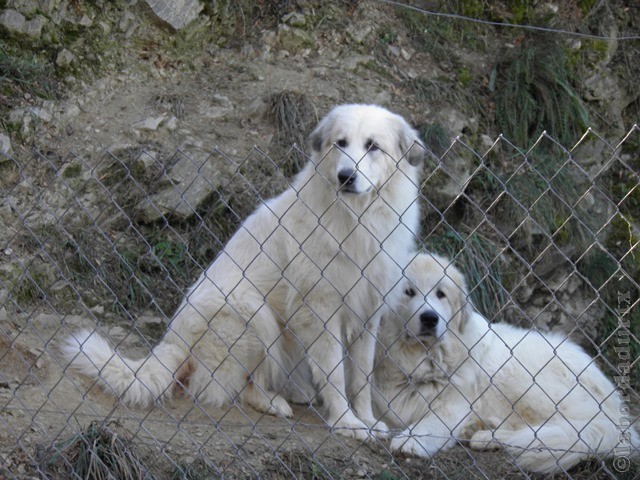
[
  {"x1": 404, "y1": 287, "x2": 416, "y2": 298},
  {"x1": 365, "y1": 140, "x2": 379, "y2": 151},
  {"x1": 336, "y1": 139, "x2": 348, "y2": 148},
  {"x1": 436, "y1": 290, "x2": 446, "y2": 299}
]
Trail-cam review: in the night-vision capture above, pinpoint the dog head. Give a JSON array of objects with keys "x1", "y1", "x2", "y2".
[
  {"x1": 394, "y1": 253, "x2": 472, "y2": 346},
  {"x1": 309, "y1": 104, "x2": 424, "y2": 195}
]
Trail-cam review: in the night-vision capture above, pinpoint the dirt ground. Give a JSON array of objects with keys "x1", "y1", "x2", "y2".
[
  {"x1": 1, "y1": 292, "x2": 636, "y2": 479},
  {"x1": 0, "y1": 312, "x2": 504, "y2": 479}
]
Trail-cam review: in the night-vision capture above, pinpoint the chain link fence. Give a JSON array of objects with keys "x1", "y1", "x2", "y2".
[{"x1": 0, "y1": 124, "x2": 638, "y2": 479}]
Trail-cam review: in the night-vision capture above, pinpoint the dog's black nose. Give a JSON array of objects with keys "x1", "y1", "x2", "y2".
[
  {"x1": 420, "y1": 311, "x2": 439, "y2": 331},
  {"x1": 338, "y1": 169, "x2": 356, "y2": 187}
]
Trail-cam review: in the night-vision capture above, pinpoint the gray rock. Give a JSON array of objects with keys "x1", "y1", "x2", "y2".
[
  {"x1": 134, "y1": 150, "x2": 158, "y2": 170},
  {"x1": 20, "y1": 114, "x2": 33, "y2": 142},
  {"x1": 98, "y1": 20, "x2": 111, "y2": 34},
  {"x1": 31, "y1": 313, "x2": 63, "y2": 332},
  {"x1": 8, "y1": 0, "x2": 38, "y2": 15},
  {"x1": 62, "y1": 104, "x2": 81, "y2": 121},
  {"x1": 165, "y1": 116, "x2": 178, "y2": 131},
  {"x1": 0, "y1": 132, "x2": 11, "y2": 156},
  {"x1": 137, "y1": 313, "x2": 166, "y2": 327},
  {"x1": 38, "y1": 0, "x2": 61, "y2": 15},
  {"x1": 343, "y1": 54, "x2": 374, "y2": 72},
  {"x1": 118, "y1": 11, "x2": 137, "y2": 33},
  {"x1": 136, "y1": 314, "x2": 167, "y2": 338},
  {"x1": 388, "y1": 45, "x2": 400, "y2": 57},
  {"x1": 56, "y1": 48, "x2": 75, "y2": 68},
  {"x1": 133, "y1": 114, "x2": 166, "y2": 131},
  {"x1": 0, "y1": 9, "x2": 26, "y2": 35},
  {"x1": 584, "y1": 70, "x2": 632, "y2": 133},
  {"x1": 479, "y1": 134, "x2": 495, "y2": 150},
  {"x1": 24, "y1": 15, "x2": 46, "y2": 38},
  {"x1": 282, "y1": 12, "x2": 306, "y2": 28},
  {"x1": 108, "y1": 326, "x2": 128, "y2": 342},
  {"x1": 435, "y1": 161, "x2": 471, "y2": 203},
  {"x1": 277, "y1": 24, "x2": 314, "y2": 53},
  {"x1": 439, "y1": 106, "x2": 477, "y2": 137},
  {"x1": 142, "y1": 0, "x2": 203, "y2": 31},
  {"x1": 347, "y1": 24, "x2": 373, "y2": 44},
  {"x1": 77, "y1": 15, "x2": 92, "y2": 28},
  {"x1": 135, "y1": 151, "x2": 229, "y2": 222},
  {"x1": 30, "y1": 106, "x2": 52, "y2": 123},
  {"x1": 400, "y1": 47, "x2": 413, "y2": 61},
  {"x1": 200, "y1": 94, "x2": 233, "y2": 119},
  {"x1": 50, "y1": 280, "x2": 77, "y2": 308},
  {"x1": 0, "y1": 203, "x2": 13, "y2": 224}
]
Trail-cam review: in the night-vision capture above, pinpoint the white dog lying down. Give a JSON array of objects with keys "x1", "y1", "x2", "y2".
[
  {"x1": 374, "y1": 253, "x2": 639, "y2": 473},
  {"x1": 63, "y1": 104, "x2": 424, "y2": 441}
]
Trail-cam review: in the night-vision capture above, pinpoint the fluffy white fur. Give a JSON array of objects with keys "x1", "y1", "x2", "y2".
[
  {"x1": 374, "y1": 253, "x2": 639, "y2": 472},
  {"x1": 62, "y1": 104, "x2": 424, "y2": 441}
]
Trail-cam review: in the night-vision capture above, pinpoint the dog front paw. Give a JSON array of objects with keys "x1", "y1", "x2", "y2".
[
  {"x1": 270, "y1": 394, "x2": 294, "y2": 418},
  {"x1": 469, "y1": 429, "x2": 499, "y2": 450},
  {"x1": 360, "y1": 417, "x2": 389, "y2": 439},
  {"x1": 390, "y1": 430, "x2": 442, "y2": 458},
  {"x1": 331, "y1": 414, "x2": 377, "y2": 442}
]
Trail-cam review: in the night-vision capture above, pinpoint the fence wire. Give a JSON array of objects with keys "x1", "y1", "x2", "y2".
[{"x1": 0, "y1": 126, "x2": 638, "y2": 479}]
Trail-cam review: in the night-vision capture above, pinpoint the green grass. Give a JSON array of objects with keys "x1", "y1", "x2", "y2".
[
  {"x1": 0, "y1": 41, "x2": 57, "y2": 97},
  {"x1": 492, "y1": 36, "x2": 589, "y2": 150},
  {"x1": 0, "y1": 40, "x2": 58, "y2": 129},
  {"x1": 394, "y1": 3, "x2": 488, "y2": 60},
  {"x1": 423, "y1": 226, "x2": 506, "y2": 321},
  {"x1": 419, "y1": 122, "x2": 451, "y2": 157},
  {"x1": 466, "y1": 136, "x2": 595, "y2": 265},
  {"x1": 12, "y1": 269, "x2": 46, "y2": 308}
]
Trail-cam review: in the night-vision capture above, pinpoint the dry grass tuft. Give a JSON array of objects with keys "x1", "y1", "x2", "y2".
[
  {"x1": 41, "y1": 421, "x2": 150, "y2": 480},
  {"x1": 267, "y1": 90, "x2": 317, "y2": 177}
]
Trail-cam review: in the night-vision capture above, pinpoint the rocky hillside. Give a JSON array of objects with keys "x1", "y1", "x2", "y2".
[{"x1": 0, "y1": 0, "x2": 638, "y2": 363}]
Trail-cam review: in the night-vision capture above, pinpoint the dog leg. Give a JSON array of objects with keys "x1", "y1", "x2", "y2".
[
  {"x1": 306, "y1": 329, "x2": 375, "y2": 441},
  {"x1": 242, "y1": 380, "x2": 293, "y2": 417},
  {"x1": 346, "y1": 322, "x2": 388, "y2": 439},
  {"x1": 391, "y1": 391, "x2": 472, "y2": 457},
  {"x1": 468, "y1": 429, "x2": 501, "y2": 451},
  {"x1": 287, "y1": 300, "x2": 377, "y2": 441}
]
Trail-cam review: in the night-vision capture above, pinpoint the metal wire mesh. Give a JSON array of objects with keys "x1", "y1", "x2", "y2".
[{"x1": 0, "y1": 126, "x2": 638, "y2": 479}]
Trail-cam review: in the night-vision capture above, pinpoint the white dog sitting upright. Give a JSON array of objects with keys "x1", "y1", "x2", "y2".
[
  {"x1": 374, "y1": 253, "x2": 638, "y2": 472},
  {"x1": 63, "y1": 104, "x2": 424, "y2": 441}
]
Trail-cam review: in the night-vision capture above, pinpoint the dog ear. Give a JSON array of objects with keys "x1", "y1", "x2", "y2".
[
  {"x1": 457, "y1": 301, "x2": 474, "y2": 335},
  {"x1": 309, "y1": 129, "x2": 323, "y2": 153},
  {"x1": 398, "y1": 123, "x2": 425, "y2": 167},
  {"x1": 309, "y1": 121, "x2": 325, "y2": 153},
  {"x1": 447, "y1": 264, "x2": 472, "y2": 335}
]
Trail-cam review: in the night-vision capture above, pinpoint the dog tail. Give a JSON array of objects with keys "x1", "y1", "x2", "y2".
[{"x1": 61, "y1": 329, "x2": 189, "y2": 407}]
